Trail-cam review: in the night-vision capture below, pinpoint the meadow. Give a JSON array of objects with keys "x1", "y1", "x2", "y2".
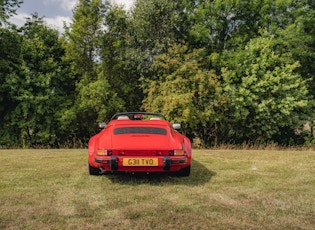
[{"x1": 0, "y1": 149, "x2": 314, "y2": 229}]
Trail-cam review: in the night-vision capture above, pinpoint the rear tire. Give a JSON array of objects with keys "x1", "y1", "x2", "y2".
[
  {"x1": 89, "y1": 163, "x2": 101, "y2": 175},
  {"x1": 178, "y1": 166, "x2": 191, "y2": 177}
]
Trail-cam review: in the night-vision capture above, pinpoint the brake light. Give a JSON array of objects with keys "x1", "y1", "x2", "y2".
[{"x1": 96, "y1": 149, "x2": 112, "y2": 156}]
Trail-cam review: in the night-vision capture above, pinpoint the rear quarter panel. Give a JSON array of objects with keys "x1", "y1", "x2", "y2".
[{"x1": 171, "y1": 129, "x2": 192, "y2": 155}]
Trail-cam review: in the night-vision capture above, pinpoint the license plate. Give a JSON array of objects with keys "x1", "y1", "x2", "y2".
[{"x1": 123, "y1": 158, "x2": 158, "y2": 166}]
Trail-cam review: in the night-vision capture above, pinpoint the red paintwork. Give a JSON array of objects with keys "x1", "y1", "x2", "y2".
[{"x1": 88, "y1": 114, "x2": 192, "y2": 175}]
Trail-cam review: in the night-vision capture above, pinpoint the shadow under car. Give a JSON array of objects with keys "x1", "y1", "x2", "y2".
[{"x1": 103, "y1": 159, "x2": 216, "y2": 187}]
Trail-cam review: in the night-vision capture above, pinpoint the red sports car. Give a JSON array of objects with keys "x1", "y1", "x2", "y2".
[{"x1": 88, "y1": 112, "x2": 192, "y2": 176}]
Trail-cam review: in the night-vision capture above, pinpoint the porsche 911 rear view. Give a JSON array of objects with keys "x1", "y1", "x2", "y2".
[{"x1": 88, "y1": 112, "x2": 192, "y2": 176}]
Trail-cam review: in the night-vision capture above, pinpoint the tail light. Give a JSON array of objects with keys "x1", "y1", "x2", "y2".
[
  {"x1": 169, "y1": 150, "x2": 185, "y2": 156},
  {"x1": 96, "y1": 149, "x2": 112, "y2": 156}
]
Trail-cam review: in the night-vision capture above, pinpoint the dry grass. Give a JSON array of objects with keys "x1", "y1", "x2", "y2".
[{"x1": 0, "y1": 149, "x2": 314, "y2": 229}]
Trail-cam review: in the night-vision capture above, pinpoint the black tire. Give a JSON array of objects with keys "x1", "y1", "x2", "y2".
[
  {"x1": 177, "y1": 166, "x2": 191, "y2": 177},
  {"x1": 89, "y1": 163, "x2": 101, "y2": 175}
]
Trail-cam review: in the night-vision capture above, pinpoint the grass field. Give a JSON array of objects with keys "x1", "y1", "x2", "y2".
[{"x1": 0, "y1": 149, "x2": 314, "y2": 229}]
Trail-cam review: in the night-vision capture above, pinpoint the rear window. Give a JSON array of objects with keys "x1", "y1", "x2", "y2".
[{"x1": 114, "y1": 127, "x2": 167, "y2": 135}]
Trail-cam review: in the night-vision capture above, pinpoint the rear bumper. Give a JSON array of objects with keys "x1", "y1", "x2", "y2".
[{"x1": 94, "y1": 155, "x2": 190, "y2": 173}]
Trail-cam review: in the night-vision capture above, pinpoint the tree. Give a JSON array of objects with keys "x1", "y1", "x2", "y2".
[
  {"x1": 4, "y1": 15, "x2": 70, "y2": 147},
  {"x1": 182, "y1": 0, "x2": 314, "y2": 145},
  {"x1": 125, "y1": 0, "x2": 186, "y2": 108},
  {"x1": 61, "y1": 0, "x2": 124, "y2": 142},
  {"x1": 0, "y1": 0, "x2": 22, "y2": 25},
  {"x1": 183, "y1": 0, "x2": 263, "y2": 52},
  {"x1": 276, "y1": 1, "x2": 315, "y2": 94},
  {"x1": 143, "y1": 43, "x2": 226, "y2": 146},
  {"x1": 221, "y1": 33, "x2": 310, "y2": 144},
  {"x1": 0, "y1": 26, "x2": 22, "y2": 146},
  {"x1": 62, "y1": 71, "x2": 124, "y2": 137},
  {"x1": 63, "y1": 0, "x2": 106, "y2": 78},
  {"x1": 131, "y1": 0, "x2": 183, "y2": 56},
  {"x1": 99, "y1": 5, "x2": 138, "y2": 110}
]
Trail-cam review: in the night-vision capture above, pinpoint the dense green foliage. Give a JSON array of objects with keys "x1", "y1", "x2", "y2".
[
  {"x1": 143, "y1": 43, "x2": 226, "y2": 146},
  {"x1": 0, "y1": 0, "x2": 314, "y2": 147}
]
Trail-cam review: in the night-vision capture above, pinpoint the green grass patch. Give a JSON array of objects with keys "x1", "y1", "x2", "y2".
[{"x1": 0, "y1": 149, "x2": 314, "y2": 229}]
